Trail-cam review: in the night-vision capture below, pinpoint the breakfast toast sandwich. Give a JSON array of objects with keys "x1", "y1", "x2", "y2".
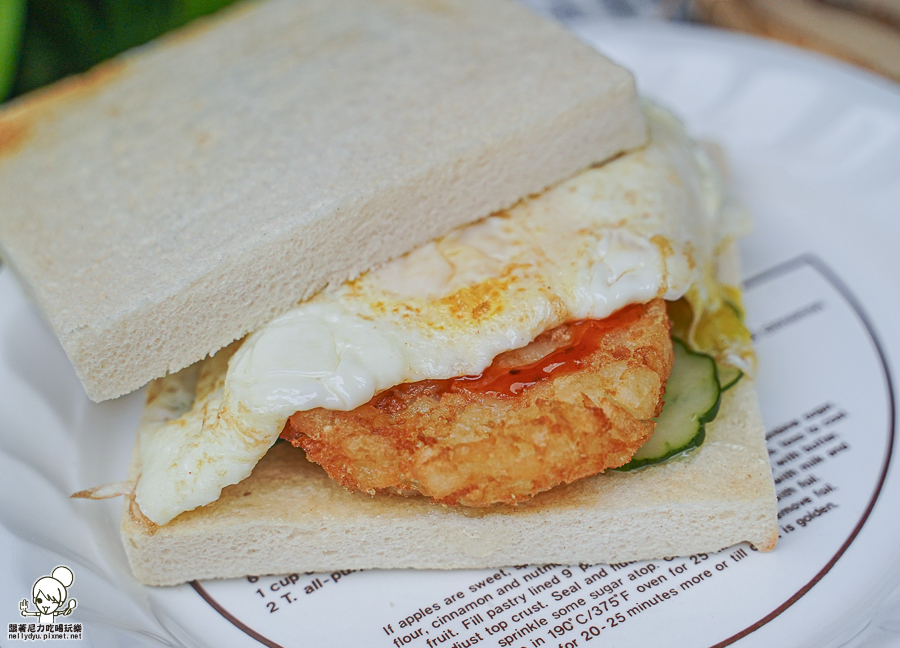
[{"x1": 0, "y1": 0, "x2": 777, "y2": 586}]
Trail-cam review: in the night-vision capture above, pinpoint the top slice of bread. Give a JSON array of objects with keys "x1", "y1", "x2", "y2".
[{"x1": 0, "y1": 0, "x2": 647, "y2": 402}]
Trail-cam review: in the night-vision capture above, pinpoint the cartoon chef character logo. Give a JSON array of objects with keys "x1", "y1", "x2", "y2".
[{"x1": 20, "y1": 566, "x2": 77, "y2": 624}]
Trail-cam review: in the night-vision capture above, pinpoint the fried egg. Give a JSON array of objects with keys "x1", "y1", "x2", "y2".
[{"x1": 135, "y1": 104, "x2": 750, "y2": 525}]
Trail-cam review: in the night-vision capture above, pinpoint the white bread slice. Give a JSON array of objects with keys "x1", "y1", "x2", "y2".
[
  {"x1": 0, "y1": 0, "x2": 647, "y2": 402},
  {"x1": 122, "y1": 367, "x2": 777, "y2": 586}
]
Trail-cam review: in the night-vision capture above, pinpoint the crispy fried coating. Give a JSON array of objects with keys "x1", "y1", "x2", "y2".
[{"x1": 281, "y1": 298, "x2": 673, "y2": 506}]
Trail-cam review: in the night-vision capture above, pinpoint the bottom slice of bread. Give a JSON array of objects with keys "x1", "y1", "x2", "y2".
[{"x1": 122, "y1": 378, "x2": 777, "y2": 586}]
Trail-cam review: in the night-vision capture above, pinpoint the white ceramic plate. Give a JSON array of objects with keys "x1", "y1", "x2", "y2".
[{"x1": 1, "y1": 19, "x2": 899, "y2": 648}]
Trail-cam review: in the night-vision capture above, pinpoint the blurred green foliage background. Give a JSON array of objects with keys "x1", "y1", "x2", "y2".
[{"x1": 0, "y1": 0, "x2": 240, "y2": 103}]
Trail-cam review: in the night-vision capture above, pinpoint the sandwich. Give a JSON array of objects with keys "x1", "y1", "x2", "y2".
[
  {"x1": 110, "y1": 104, "x2": 777, "y2": 587},
  {"x1": 0, "y1": 0, "x2": 777, "y2": 586}
]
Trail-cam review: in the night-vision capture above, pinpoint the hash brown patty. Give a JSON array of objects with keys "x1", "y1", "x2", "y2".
[{"x1": 281, "y1": 298, "x2": 673, "y2": 506}]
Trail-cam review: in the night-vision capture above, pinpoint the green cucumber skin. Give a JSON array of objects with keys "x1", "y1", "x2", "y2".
[
  {"x1": 718, "y1": 366, "x2": 743, "y2": 392},
  {"x1": 614, "y1": 338, "x2": 721, "y2": 472},
  {"x1": 615, "y1": 427, "x2": 707, "y2": 472}
]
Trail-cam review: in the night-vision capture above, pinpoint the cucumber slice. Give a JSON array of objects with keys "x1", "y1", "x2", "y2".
[
  {"x1": 615, "y1": 338, "x2": 721, "y2": 471},
  {"x1": 717, "y1": 364, "x2": 743, "y2": 392}
]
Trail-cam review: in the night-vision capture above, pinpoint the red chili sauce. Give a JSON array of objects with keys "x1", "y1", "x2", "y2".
[{"x1": 436, "y1": 303, "x2": 640, "y2": 398}]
